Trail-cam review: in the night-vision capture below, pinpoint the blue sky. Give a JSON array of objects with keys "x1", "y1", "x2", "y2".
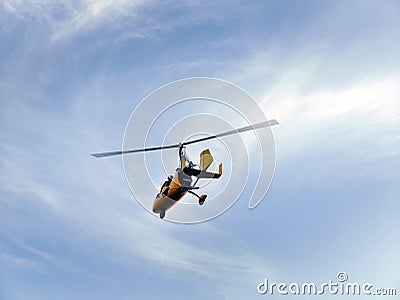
[{"x1": 1, "y1": 1, "x2": 399, "y2": 299}]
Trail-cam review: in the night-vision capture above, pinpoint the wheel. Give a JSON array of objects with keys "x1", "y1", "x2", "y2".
[
  {"x1": 198, "y1": 194, "x2": 207, "y2": 206},
  {"x1": 160, "y1": 211, "x2": 165, "y2": 219}
]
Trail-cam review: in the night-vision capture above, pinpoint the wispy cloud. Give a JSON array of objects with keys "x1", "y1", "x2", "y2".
[
  {"x1": 227, "y1": 38, "x2": 400, "y2": 183},
  {"x1": 52, "y1": 0, "x2": 149, "y2": 41},
  {"x1": 266, "y1": 72, "x2": 399, "y2": 180},
  {"x1": 1, "y1": 252, "x2": 46, "y2": 273},
  {"x1": 2, "y1": 0, "x2": 153, "y2": 41},
  {"x1": 1, "y1": 0, "x2": 243, "y2": 44}
]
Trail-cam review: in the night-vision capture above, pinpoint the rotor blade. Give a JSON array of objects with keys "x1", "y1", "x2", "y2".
[
  {"x1": 92, "y1": 119, "x2": 279, "y2": 158},
  {"x1": 91, "y1": 143, "x2": 181, "y2": 158},
  {"x1": 182, "y1": 119, "x2": 279, "y2": 146}
]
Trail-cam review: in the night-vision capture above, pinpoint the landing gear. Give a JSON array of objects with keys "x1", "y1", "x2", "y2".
[
  {"x1": 198, "y1": 194, "x2": 207, "y2": 206},
  {"x1": 160, "y1": 211, "x2": 165, "y2": 219},
  {"x1": 188, "y1": 190, "x2": 207, "y2": 205}
]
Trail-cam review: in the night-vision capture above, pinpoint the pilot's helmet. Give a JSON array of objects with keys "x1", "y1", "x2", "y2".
[{"x1": 168, "y1": 175, "x2": 173, "y2": 181}]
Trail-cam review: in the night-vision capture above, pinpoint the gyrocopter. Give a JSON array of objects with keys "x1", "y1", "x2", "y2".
[{"x1": 91, "y1": 119, "x2": 279, "y2": 219}]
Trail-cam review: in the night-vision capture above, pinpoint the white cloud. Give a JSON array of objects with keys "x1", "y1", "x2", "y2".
[
  {"x1": 52, "y1": 0, "x2": 149, "y2": 41},
  {"x1": 265, "y1": 73, "x2": 399, "y2": 125},
  {"x1": 1, "y1": 0, "x2": 151, "y2": 41},
  {"x1": 264, "y1": 72, "x2": 400, "y2": 171},
  {"x1": 227, "y1": 43, "x2": 399, "y2": 183}
]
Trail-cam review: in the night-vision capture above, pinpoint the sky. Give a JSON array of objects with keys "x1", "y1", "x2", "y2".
[{"x1": 1, "y1": 0, "x2": 399, "y2": 299}]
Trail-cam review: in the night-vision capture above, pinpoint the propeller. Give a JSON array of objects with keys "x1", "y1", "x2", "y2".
[
  {"x1": 91, "y1": 119, "x2": 279, "y2": 158},
  {"x1": 91, "y1": 144, "x2": 180, "y2": 158}
]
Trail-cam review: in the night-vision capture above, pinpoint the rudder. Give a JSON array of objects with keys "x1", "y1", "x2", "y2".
[{"x1": 200, "y1": 149, "x2": 213, "y2": 170}]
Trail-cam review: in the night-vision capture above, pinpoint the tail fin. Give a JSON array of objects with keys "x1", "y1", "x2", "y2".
[
  {"x1": 184, "y1": 149, "x2": 222, "y2": 180},
  {"x1": 200, "y1": 149, "x2": 213, "y2": 171}
]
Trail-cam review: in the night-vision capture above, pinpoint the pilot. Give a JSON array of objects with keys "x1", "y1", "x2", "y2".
[{"x1": 160, "y1": 175, "x2": 173, "y2": 196}]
